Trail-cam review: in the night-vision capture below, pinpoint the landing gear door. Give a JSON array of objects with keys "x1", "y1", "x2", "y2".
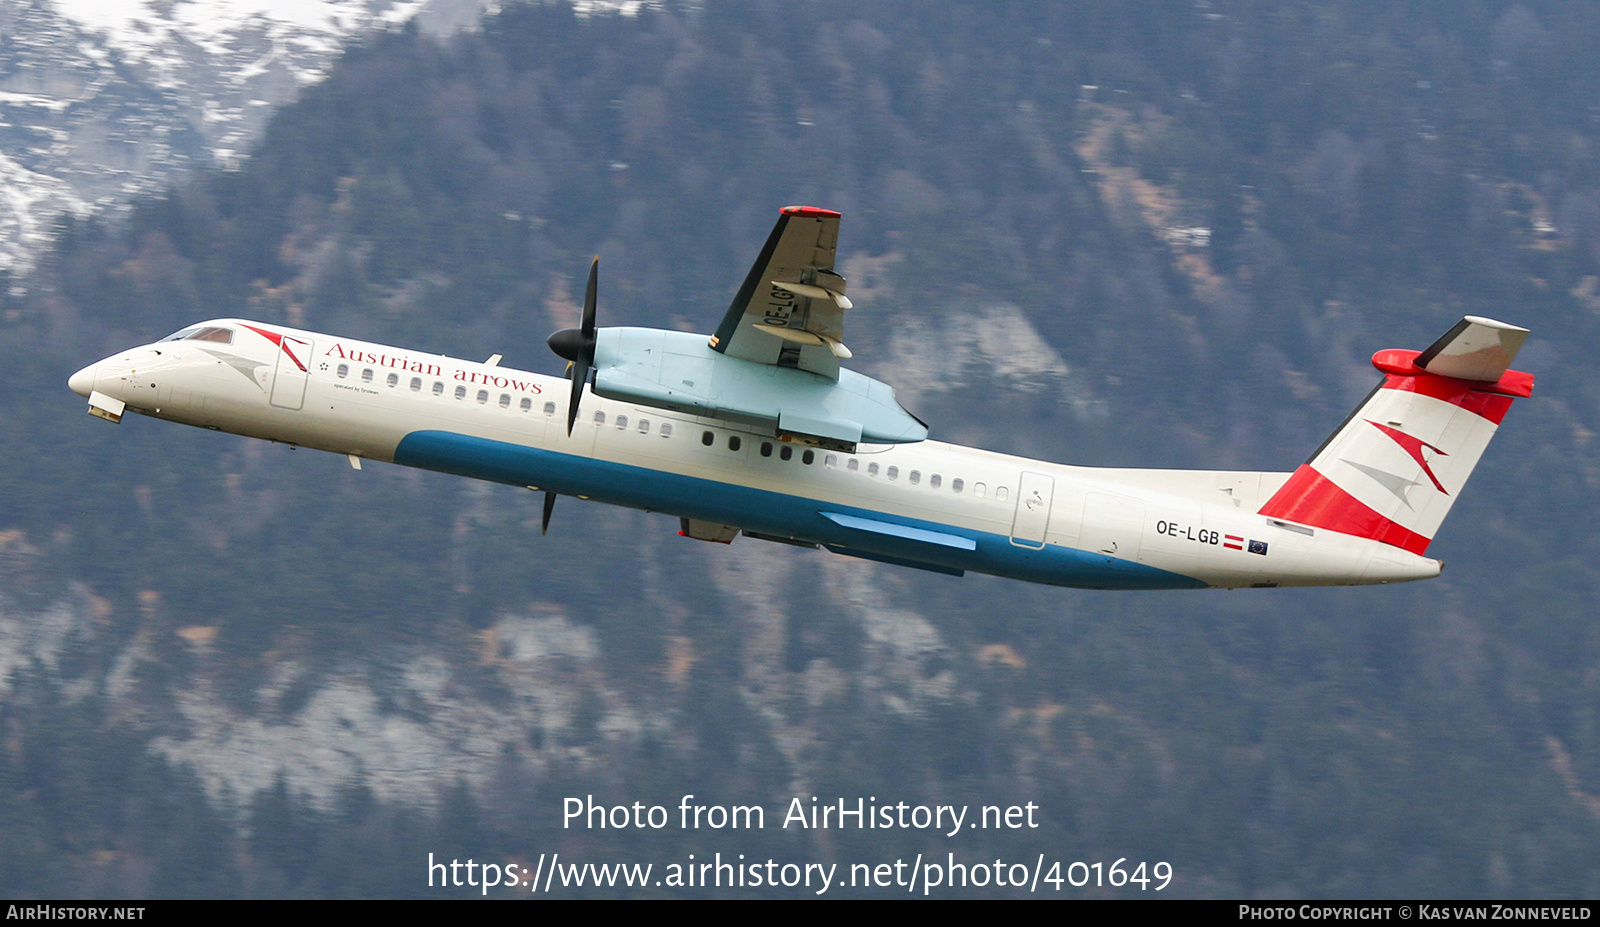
[
  {"x1": 1010, "y1": 471, "x2": 1055, "y2": 549},
  {"x1": 269, "y1": 335, "x2": 313, "y2": 410}
]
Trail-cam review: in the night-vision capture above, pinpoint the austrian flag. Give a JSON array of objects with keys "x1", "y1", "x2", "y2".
[{"x1": 1223, "y1": 534, "x2": 1244, "y2": 550}]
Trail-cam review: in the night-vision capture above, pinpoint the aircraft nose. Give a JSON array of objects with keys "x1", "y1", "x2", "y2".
[{"x1": 68, "y1": 362, "x2": 98, "y2": 397}]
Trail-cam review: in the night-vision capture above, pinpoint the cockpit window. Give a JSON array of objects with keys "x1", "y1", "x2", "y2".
[
  {"x1": 186, "y1": 326, "x2": 234, "y2": 344},
  {"x1": 160, "y1": 326, "x2": 234, "y2": 344}
]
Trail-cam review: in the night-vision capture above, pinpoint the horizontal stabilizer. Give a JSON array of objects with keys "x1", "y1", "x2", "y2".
[{"x1": 1413, "y1": 315, "x2": 1529, "y2": 382}]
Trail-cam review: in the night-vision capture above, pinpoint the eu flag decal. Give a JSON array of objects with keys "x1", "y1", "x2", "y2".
[{"x1": 1248, "y1": 539, "x2": 1269, "y2": 556}]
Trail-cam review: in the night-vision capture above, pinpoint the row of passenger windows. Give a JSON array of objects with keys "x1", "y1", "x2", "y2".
[
  {"x1": 595, "y1": 411, "x2": 672, "y2": 436},
  {"x1": 836, "y1": 455, "x2": 1004, "y2": 499},
  {"x1": 333, "y1": 363, "x2": 1004, "y2": 498},
  {"x1": 335, "y1": 363, "x2": 679, "y2": 435},
  {"x1": 695, "y1": 429, "x2": 1005, "y2": 499},
  {"x1": 699, "y1": 430, "x2": 817, "y2": 465}
]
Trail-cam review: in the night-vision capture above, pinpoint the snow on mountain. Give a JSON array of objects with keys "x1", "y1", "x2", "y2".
[
  {"x1": 0, "y1": 149, "x2": 88, "y2": 275},
  {"x1": 0, "y1": 0, "x2": 487, "y2": 273},
  {"x1": 51, "y1": 0, "x2": 431, "y2": 162}
]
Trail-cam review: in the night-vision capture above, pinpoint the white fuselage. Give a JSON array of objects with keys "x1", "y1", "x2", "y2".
[{"x1": 69, "y1": 319, "x2": 1442, "y2": 590}]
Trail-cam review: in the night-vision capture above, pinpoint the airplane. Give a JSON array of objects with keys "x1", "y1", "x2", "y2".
[{"x1": 68, "y1": 206, "x2": 1534, "y2": 590}]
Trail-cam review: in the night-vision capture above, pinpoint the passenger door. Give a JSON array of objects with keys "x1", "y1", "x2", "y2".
[
  {"x1": 268, "y1": 335, "x2": 313, "y2": 410},
  {"x1": 1010, "y1": 471, "x2": 1055, "y2": 549}
]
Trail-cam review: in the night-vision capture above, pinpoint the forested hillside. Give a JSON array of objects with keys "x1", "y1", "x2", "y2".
[{"x1": 3, "y1": 0, "x2": 1599, "y2": 896}]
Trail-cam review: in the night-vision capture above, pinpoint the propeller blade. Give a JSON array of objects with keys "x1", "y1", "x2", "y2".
[
  {"x1": 564, "y1": 359, "x2": 587, "y2": 436},
  {"x1": 581, "y1": 255, "x2": 598, "y2": 339},
  {"x1": 541, "y1": 490, "x2": 557, "y2": 535},
  {"x1": 548, "y1": 257, "x2": 600, "y2": 436}
]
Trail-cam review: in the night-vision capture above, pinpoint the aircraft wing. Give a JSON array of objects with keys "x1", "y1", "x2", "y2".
[{"x1": 708, "y1": 206, "x2": 852, "y2": 381}]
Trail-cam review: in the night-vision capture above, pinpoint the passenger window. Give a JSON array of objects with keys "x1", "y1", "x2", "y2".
[
  {"x1": 729, "y1": 435, "x2": 742, "y2": 452},
  {"x1": 386, "y1": 373, "x2": 398, "y2": 388},
  {"x1": 701, "y1": 430, "x2": 714, "y2": 447},
  {"x1": 476, "y1": 389, "x2": 489, "y2": 404},
  {"x1": 593, "y1": 411, "x2": 605, "y2": 425},
  {"x1": 543, "y1": 401, "x2": 556, "y2": 416},
  {"x1": 520, "y1": 397, "x2": 532, "y2": 411},
  {"x1": 499, "y1": 393, "x2": 511, "y2": 408},
  {"x1": 952, "y1": 478, "x2": 964, "y2": 493},
  {"x1": 337, "y1": 364, "x2": 349, "y2": 378},
  {"x1": 760, "y1": 442, "x2": 773, "y2": 457},
  {"x1": 974, "y1": 482, "x2": 986, "y2": 498},
  {"x1": 616, "y1": 415, "x2": 628, "y2": 430},
  {"x1": 931, "y1": 474, "x2": 942, "y2": 489},
  {"x1": 361, "y1": 368, "x2": 374, "y2": 383},
  {"x1": 887, "y1": 466, "x2": 899, "y2": 480},
  {"x1": 868, "y1": 462, "x2": 879, "y2": 477},
  {"x1": 910, "y1": 470, "x2": 921, "y2": 485},
  {"x1": 802, "y1": 450, "x2": 815, "y2": 465},
  {"x1": 410, "y1": 377, "x2": 422, "y2": 391},
  {"x1": 660, "y1": 422, "x2": 672, "y2": 437},
  {"x1": 825, "y1": 454, "x2": 838, "y2": 469},
  {"x1": 433, "y1": 381, "x2": 445, "y2": 396},
  {"x1": 847, "y1": 459, "x2": 859, "y2": 472},
  {"x1": 454, "y1": 385, "x2": 467, "y2": 400},
  {"x1": 638, "y1": 418, "x2": 650, "y2": 433},
  {"x1": 780, "y1": 445, "x2": 793, "y2": 461},
  {"x1": 997, "y1": 486, "x2": 1008, "y2": 501}
]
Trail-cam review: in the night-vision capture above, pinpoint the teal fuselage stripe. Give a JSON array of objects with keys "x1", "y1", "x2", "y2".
[{"x1": 392, "y1": 430, "x2": 1208, "y2": 590}]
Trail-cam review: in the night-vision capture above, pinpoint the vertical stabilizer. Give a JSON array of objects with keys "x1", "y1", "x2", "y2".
[{"x1": 1258, "y1": 317, "x2": 1534, "y2": 554}]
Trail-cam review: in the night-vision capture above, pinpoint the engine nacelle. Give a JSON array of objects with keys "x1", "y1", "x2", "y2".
[{"x1": 590, "y1": 328, "x2": 926, "y2": 452}]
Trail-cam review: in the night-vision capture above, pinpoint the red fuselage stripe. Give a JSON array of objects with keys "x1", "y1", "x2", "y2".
[{"x1": 1258, "y1": 465, "x2": 1432, "y2": 555}]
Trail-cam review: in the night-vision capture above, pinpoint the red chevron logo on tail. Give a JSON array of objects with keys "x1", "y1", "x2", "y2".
[{"x1": 1365, "y1": 420, "x2": 1449, "y2": 494}]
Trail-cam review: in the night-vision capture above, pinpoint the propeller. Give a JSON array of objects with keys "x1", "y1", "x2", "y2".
[
  {"x1": 547, "y1": 256, "x2": 599, "y2": 436},
  {"x1": 540, "y1": 256, "x2": 600, "y2": 535},
  {"x1": 541, "y1": 489, "x2": 557, "y2": 535}
]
